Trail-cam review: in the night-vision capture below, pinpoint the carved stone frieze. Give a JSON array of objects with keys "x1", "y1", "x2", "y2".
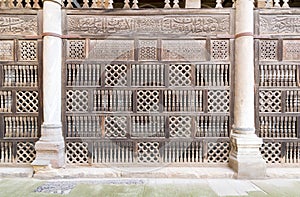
[
  {"x1": 67, "y1": 15, "x2": 230, "y2": 36},
  {"x1": 260, "y1": 15, "x2": 300, "y2": 34},
  {"x1": 0, "y1": 15, "x2": 37, "y2": 35},
  {"x1": 162, "y1": 40, "x2": 207, "y2": 61},
  {"x1": 0, "y1": 40, "x2": 14, "y2": 61},
  {"x1": 89, "y1": 40, "x2": 134, "y2": 61},
  {"x1": 283, "y1": 40, "x2": 300, "y2": 61}
]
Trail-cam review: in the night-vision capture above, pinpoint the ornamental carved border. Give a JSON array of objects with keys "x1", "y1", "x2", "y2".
[
  {"x1": 67, "y1": 15, "x2": 230, "y2": 36},
  {"x1": 0, "y1": 15, "x2": 38, "y2": 35}
]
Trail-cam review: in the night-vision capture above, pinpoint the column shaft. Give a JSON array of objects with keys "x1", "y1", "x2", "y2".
[
  {"x1": 32, "y1": 0, "x2": 65, "y2": 169},
  {"x1": 229, "y1": 0, "x2": 266, "y2": 178}
]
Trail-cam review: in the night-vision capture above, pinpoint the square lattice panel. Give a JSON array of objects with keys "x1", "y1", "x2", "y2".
[
  {"x1": 66, "y1": 142, "x2": 89, "y2": 164},
  {"x1": 169, "y1": 64, "x2": 191, "y2": 86},
  {"x1": 16, "y1": 91, "x2": 38, "y2": 113},
  {"x1": 18, "y1": 40, "x2": 37, "y2": 61},
  {"x1": 259, "y1": 90, "x2": 281, "y2": 112},
  {"x1": 67, "y1": 40, "x2": 86, "y2": 59},
  {"x1": 138, "y1": 40, "x2": 157, "y2": 61},
  {"x1": 66, "y1": 90, "x2": 88, "y2": 112},
  {"x1": 260, "y1": 142, "x2": 281, "y2": 163},
  {"x1": 137, "y1": 90, "x2": 160, "y2": 112},
  {"x1": 259, "y1": 40, "x2": 278, "y2": 61},
  {"x1": 207, "y1": 90, "x2": 230, "y2": 113},
  {"x1": 137, "y1": 142, "x2": 160, "y2": 163},
  {"x1": 16, "y1": 142, "x2": 36, "y2": 163},
  {"x1": 207, "y1": 142, "x2": 229, "y2": 163},
  {"x1": 105, "y1": 64, "x2": 127, "y2": 86},
  {"x1": 211, "y1": 40, "x2": 229, "y2": 61},
  {"x1": 169, "y1": 116, "x2": 192, "y2": 137},
  {"x1": 105, "y1": 116, "x2": 127, "y2": 138}
]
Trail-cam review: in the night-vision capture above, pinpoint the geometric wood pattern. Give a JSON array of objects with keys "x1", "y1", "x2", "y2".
[{"x1": 63, "y1": 11, "x2": 233, "y2": 165}]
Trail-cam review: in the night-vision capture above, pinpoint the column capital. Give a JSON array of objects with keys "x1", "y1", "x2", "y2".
[
  {"x1": 235, "y1": 0, "x2": 254, "y2": 3},
  {"x1": 43, "y1": 0, "x2": 63, "y2": 6}
]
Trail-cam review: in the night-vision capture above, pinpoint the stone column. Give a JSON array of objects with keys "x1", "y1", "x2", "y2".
[
  {"x1": 229, "y1": 0, "x2": 266, "y2": 178},
  {"x1": 32, "y1": 0, "x2": 65, "y2": 169}
]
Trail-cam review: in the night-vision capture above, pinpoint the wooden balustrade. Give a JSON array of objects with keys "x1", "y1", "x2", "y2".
[
  {"x1": 258, "y1": 0, "x2": 290, "y2": 8},
  {"x1": 0, "y1": 0, "x2": 41, "y2": 8},
  {"x1": 0, "y1": 0, "x2": 296, "y2": 9},
  {"x1": 0, "y1": 0, "x2": 242, "y2": 9}
]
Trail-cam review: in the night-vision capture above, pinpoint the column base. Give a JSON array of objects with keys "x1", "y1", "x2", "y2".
[
  {"x1": 32, "y1": 124, "x2": 65, "y2": 170},
  {"x1": 229, "y1": 133, "x2": 266, "y2": 179}
]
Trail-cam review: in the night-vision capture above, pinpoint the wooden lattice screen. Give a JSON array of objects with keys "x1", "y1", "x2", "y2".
[
  {"x1": 0, "y1": 11, "x2": 42, "y2": 164},
  {"x1": 63, "y1": 10, "x2": 233, "y2": 165},
  {"x1": 1, "y1": 8, "x2": 300, "y2": 167},
  {"x1": 255, "y1": 10, "x2": 300, "y2": 164}
]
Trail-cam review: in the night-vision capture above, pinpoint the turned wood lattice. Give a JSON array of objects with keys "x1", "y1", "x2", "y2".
[
  {"x1": 256, "y1": 10, "x2": 300, "y2": 164},
  {"x1": 1, "y1": 8, "x2": 300, "y2": 166},
  {"x1": 63, "y1": 11, "x2": 233, "y2": 165},
  {"x1": 0, "y1": 35, "x2": 41, "y2": 163}
]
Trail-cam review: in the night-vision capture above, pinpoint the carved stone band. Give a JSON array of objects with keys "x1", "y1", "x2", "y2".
[
  {"x1": 41, "y1": 123, "x2": 62, "y2": 129},
  {"x1": 232, "y1": 127, "x2": 255, "y2": 132},
  {"x1": 42, "y1": 32, "x2": 62, "y2": 38},
  {"x1": 43, "y1": 0, "x2": 62, "y2": 6},
  {"x1": 235, "y1": 32, "x2": 253, "y2": 39},
  {"x1": 42, "y1": 33, "x2": 80, "y2": 39}
]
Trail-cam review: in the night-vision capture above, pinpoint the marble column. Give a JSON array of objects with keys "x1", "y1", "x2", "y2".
[
  {"x1": 229, "y1": 0, "x2": 266, "y2": 178},
  {"x1": 32, "y1": 0, "x2": 65, "y2": 169}
]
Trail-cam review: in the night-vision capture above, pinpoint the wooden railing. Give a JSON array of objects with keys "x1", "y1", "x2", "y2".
[
  {"x1": 0, "y1": 0, "x2": 42, "y2": 8},
  {"x1": 0, "y1": 0, "x2": 296, "y2": 9},
  {"x1": 0, "y1": 0, "x2": 232, "y2": 9},
  {"x1": 257, "y1": 0, "x2": 290, "y2": 8},
  {"x1": 62, "y1": 0, "x2": 192, "y2": 9}
]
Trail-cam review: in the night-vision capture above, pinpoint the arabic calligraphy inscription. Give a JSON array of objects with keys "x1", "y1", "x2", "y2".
[
  {"x1": 67, "y1": 15, "x2": 230, "y2": 36},
  {"x1": 260, "y1": 15, "x2": 300, "y2": 34},
  {"x1": 0, "y1": 15, "x2": 37, "y2": 35}
]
